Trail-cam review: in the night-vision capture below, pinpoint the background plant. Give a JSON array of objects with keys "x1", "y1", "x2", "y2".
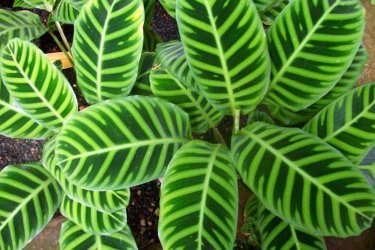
[{"x1": 0, "y1": 0, "x2": 375, "y2": 250}]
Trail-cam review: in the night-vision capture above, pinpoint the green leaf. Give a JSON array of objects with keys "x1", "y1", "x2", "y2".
[
  {"x1": 150, "y1": 66, "x2": 224, "y2": 134},
  {"x1": 258, "y1": 204, "x2": 326, "y2": 250},
  {"x1": 269, "y1": 42, "x2": 368, "y2": 126},
  {"x1": 242, "y1": 195, "x2": 261, "y2": 248},
  {"x1": 304, "y1": 83, "x2": 375, "y2": 164},
  {"x1": 159, "y1": 140, "x2": 238, "y2": 249},
  {"x1": 159, "y1": 0, "x2": 176, "y2": 18},
  {"x1": 156, "y1": 41, "x2": 199, "y2": 92},
  {"x1": 232, "y1": 122, "x2": 375, "y2": 236},
  {"x1": 143, "y1": 0, "x2": 154, "y2": 27},
  {"x1": 60, "y1": 195, "x2": 127, "y2": 234},
  {"x1": 143, "y1": 27, "x2": 161, "y2": 52},
  {"x1": 0, "y1": 39, "x2": 78, "y2": 131},
  {"x1": 253, "y1": 0, "x2": 277, "y2": 12},
  {"x1": 0, "y1": 10, "x2": 47, "y2": 49},
  {"x1": 13, "y1": 0, "x2": 55, "y2": 11},
  {"x1": 72, "y1": 0, "x2": 144, "y2": 104},
  {"x1": 42, "y1": 139, "x2": 131, "y2": 212},
  {"x1": 59, "y1": 220, "x2": 137, "y2": 250},
  {"x1": 56, "y1": 96, "x2": 192, "y2": 190},
  {"x1": 0, "y1": 79, "x2": 53, "y2": 139},
  {"x1": 259, "y1": 0, "x2": 290, "y2": 26},
  {"x1": 0, "y1": 164, "x2": 62, "y2": 250},
  {"x1": 177, "y1": 0, "x2": 270, "y2": 115},
  {"x1": 248, "y1": 111, "x2": 274, "y2": 125},
  {"x1": 51, "y1": 0, "x2": 80, "y2": 24},
  {"x1": 264, "y1": 0, "x2": 364, "y2": 111},
  {"x1": 65, "y1": 0, "x2": 89, "y2": 10},
  {"x1": 131, "y1": 52, "x2": 155, "y2": 96}
]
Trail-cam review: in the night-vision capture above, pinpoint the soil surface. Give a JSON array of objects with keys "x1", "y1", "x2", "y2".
[{"x1": 1, "y1": 0, "x2": 375, "y2": 250}]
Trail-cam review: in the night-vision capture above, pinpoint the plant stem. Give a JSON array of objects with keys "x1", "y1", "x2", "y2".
[
  {"x1": 49, "y1": 31, "x2": 75, "y2": 67},
  {"x1": 213, "y1": 127, "x2": 228, "y2": 148},
  {"x1": 55, "y1": 21, "x2": 72, "y2": 55},
  {"x1": 233, "y1": 109, "x2": 241, "y2": 134}
]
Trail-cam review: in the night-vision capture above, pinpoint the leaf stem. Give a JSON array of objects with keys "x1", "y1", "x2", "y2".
[
  {"x1": 55, "y1": 21, "x2": 72, "y2": 55},
  {"x1": 49, "y1": 31, "x2": 74, "y2": 67},
  {"x1": 213, "y1": 127, "x2": 228, "y2": 148},
  {"x1": 233, "y1": 109, "x2": 241, "y2": 134}
]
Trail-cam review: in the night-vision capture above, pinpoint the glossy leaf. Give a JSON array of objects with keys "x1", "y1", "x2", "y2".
[
  {"x1": 65, "y1": 0, "x2": 88, "y2": 10},
  {"x1": 131, "y1": 52, "x2": 155, "y2": 96},
  {"x1": 59, "y1": 220, "x2": 137, "y2": 250},
  {"x1": 156, "y1": 41, "x2": 199, "y2": 92},
  {"x1": 72, "y1": 0, "x2": 144, "y2": 104},
  {"x1": 51, "y1": 0, "x2": 80, "y2": 24},
  {"x1": 232, "y1": 122, "x2": 375, "y2": 236},
  {"x1": 177, "y1": 0, "x2": 270, "y2": 115},
  {"x1": 60, "y1": 195, "x2": 127, "y2": 235},
  {"x1": 304, "y1": 83, "x2": 375, "y2": 163},
  {"x1": 56, "y1": 96, "x2": 192, "y2": 190},
  {"x1": 264, "y1": 0, "x2": 364, "y2": 111},
  {"x1": 42, "y1": 139, "x2": 130, "y2": 212},
  {"x1": 0, "y1": 164, "x2": 62, "y2": 250},
  {"x1": 1, "y1": 39, "x2": 78, "y2": 131},
  {"x1": 258, "y1": 204, "x2": 326, "y2": 250},
  {"x1": 159, "y1": 140, "x2": 238, "y2": 249},
  {"x1": 0, "y1": 10, "x2": 46, "y2": 49},
  {"x1": 13, "y1": 0, "x2": 55, "y2": 11},
  {"x1": 150, "y1": 66, "x2": 224, "y2": 133}
]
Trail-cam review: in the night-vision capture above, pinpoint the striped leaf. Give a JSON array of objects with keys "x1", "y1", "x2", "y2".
[
  {"x1": 156, "y1": 41, "x2": 199, "y2": 92},
  {"x1": 304, "y1": 83, "x2": 375, "y2": 164},
  {"x1": 59, "y1": 220, "x2": 137, "y2": 250},
  {"x1": 258, "y1": 204, "x2": 326, "y2": 250},
  {"x1": 72, "y1": 0, "x2": 144, "y2": 104},
  {"x1": 232, "y1": 122, "x2": 375, "y2": 236},
  {"x1": 13, "y1": 0, "x2": 55, "y2": 11},
  {"x1": 253, "y1": 0, "x2": 276, "y2": 12},
  {"x1": 177, "y1": 0, "x2": 270, "y2": 115},
  {"x1": 270, "y1": 43, "x2": 369, "y2": 126},
  {"x1": 248, "y1": 111, "x2": 274, "y2": 125},
  {"x1": 56, "y1": 96, "x2": 192, "y2": 190},
  {"x1": 150, "y1": 66, "x2": 224, "y2": 133},
  {"x1": 1, "y1": 39, "x2": 78, "y2": 131},
  {"x1": 264, "y1": 0, "x2": 364, "y2": 111},
  {"x1": 65, "y1": 0, "x2": 89, "y2": 10},
  {"x1": 51, "y1": 0, "x2": 80, "y2": 24},
  {"x1": 60, "y1": 195, "x2": 127, "y2": 235},
  {"x1": 131, "y1": 52, "x2": 155, "y2": 96},
  {"x1": 159, "y1": 0, "x2": 176, "y2": 18},
  {"x1": 0, "y1": 10, "x2": 46, "y2": 49},
  {"x1": 260, "y1": 0, "x2": 290, "y2": 26},
  {"x1": 0, "y1": 79, "x2": 53, "y2": 139},
  {"x1": 159, "y1": 140, "x2": 238, "y2": 249},
  {"x1": 42, "y1": 139, "x2": 131, "y2": 212},
  {"x1": 0, "y1": 164, "x2": 62, "y2": 250}
]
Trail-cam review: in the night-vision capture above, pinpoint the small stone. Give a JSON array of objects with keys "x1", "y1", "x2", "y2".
[{"x1": 140, "y1": 219, "x2": 146, "y2": 226}]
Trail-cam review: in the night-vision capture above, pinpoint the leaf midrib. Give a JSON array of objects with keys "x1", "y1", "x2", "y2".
[
  {"x1": 197, "y1": 145, "x2": 220, "y2": 249},
  {"x1": 58, "y1": 137, "x2": 189, "y2": 164},
  {"x1": 202, "y1": 0, "x2": 236, "y2": 115},
  {"x1": 268, "y1": 1, "x2": 339, "y2": 91},
  {"x1": 0, "y1": 175, "x2": 54, "y2": 232},
  {"x1": 243, "y1": 129, "x2": 371, "y2": 220}
]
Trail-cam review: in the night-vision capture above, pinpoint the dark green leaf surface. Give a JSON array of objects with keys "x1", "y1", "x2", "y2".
[
  {"x1": 131, "y1": 52, "x2": 155, "y2": 96},
  {"x1": 56, "y1": 96, "x2": 192, "y2": 190},
  {"x1": 59, "y1": 220, "x2": 137, "y2": 250},
  {"x1": 60, "y1": 195, "x2": 127, "y2": 234},
  {"x1": 13, "y1": 0, "x2": 55, "y2": 11},
  {"x1": 159, "y1": 140, "x2": 238, "y2": 249},
  {"x1": 177, "y1": 0, "x2": 270, "y2": 115},
  {"x1": 232, "y1": 122, "x2": 375, "y2": 236},
  {"x1": 304, "y1": 83, "x2": 375, "y2": 163},
  {"x1": 1, "y1": 39, "x2": 78, "y2": 131},
  {"x1": 0, "y1": 10, "x2": 46, "y2": 49},
  {"x1": 51, "y1": 0, "x2": 80, "y2": 24},
  {"x1": 264, "y1": 0, "x2": 364, "y2": 111},
  {"x1": 0, "y1": 164, "x2": 62, "y2": 250},
  {"x1": 42, "y1": 139, "x2": 130, "y2": 212},
  {"x1": 156, "y1": 41, "x2": 199, "y2": 92},
  {"x1": 150, "y1": 66, "x2": 223, "y2": 133},
  {"x1": 258, "y1": 204, "x2": 326, "y2": 250},
  {"x1": 73, "y1": 0, "x2": 144, "y2": 104}
]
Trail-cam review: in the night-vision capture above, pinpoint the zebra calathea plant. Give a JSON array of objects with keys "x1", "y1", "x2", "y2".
[{"x1": 0, "y1": 0, "x2": 375, "y2": 249}]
